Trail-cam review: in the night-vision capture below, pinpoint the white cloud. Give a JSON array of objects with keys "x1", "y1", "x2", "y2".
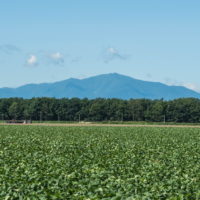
[
  {"x1": 182, "y1": 83, "x2": 200, "y2": 93},
  {"x1": 49, "y1": 52, "x2": 64, "y2": 65},
  {"x1": 164, "y1": 78, "x2": 200, "y2": 93},
  {"x1": 108, "y1": 47, "x2": 118, "y2": 54},
  {"x1": 26, "y1": 55, "x2": 38, "y2": 66},
  {"x1": 25, "y1": 51, "x2": 65, "y2": 67},
  {"x1": 103, "y1": 47, "x2": 129, "y2": 63},
  {"x1": 50, "y1": 52, "x2": 63, "y2": 59}
]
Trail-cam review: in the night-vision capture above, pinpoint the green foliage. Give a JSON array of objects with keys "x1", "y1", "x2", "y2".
[
  {"x1": 0, "y1": 126, "x2": 200, "y2": 199},
  {"x1": 1, "y1": 97, "x2": 200, "y2": 122}
]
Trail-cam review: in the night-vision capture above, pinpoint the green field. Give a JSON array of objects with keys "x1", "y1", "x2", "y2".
[{"x1": 0, "y1": 126, "x2": 200, "y2": 199}]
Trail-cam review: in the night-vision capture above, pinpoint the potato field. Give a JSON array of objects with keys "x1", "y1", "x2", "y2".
[{"x1": 0, "y1": 125, "x2": 200, "y2": 199}]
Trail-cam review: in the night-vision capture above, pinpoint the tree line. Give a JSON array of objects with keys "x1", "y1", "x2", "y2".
[{"x1": 0, "y1": 97, "x2": 200, "y2": 123}]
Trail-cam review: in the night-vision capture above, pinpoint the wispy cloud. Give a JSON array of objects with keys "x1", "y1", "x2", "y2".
[
  {"x1": 103, "y1": 47, "x2": 129, "y2": 63},
  {"x1": 145, "y1": 73, "x2": 152, "y2": 79},
  {"x1": 164, "y1": 78, "x2": 200, "y2": 93},
  {"x1": 182, "y1": 83, "x2": 200, "y2": 93},
  {"x1": 71, "y1": 56, "x2": 81, "y2": 63},
  {"x1": 26, "y1": 55, "x2": 38, "y2": 66},
  {"x1": 48, "y1": 52, "x2": 64, "y2": 65},
  {"x1": 0, "y1": 44, "x2": 20, "y2": 54}
]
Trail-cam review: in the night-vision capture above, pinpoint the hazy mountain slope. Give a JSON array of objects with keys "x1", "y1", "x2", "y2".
[{"x1": 0, "y1": 73, "x2": 200, "y2": 100}]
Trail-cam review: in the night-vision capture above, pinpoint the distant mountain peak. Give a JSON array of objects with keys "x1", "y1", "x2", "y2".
[{"x1": 0, "y1": 73, "x2": 199, "y2": 100}]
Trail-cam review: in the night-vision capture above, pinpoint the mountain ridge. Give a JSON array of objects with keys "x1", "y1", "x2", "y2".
[{"x1": 0, "y1": 73, "x2": 200, "y2": 100}]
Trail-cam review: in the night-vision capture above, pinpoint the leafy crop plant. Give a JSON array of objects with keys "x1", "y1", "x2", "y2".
[{"x1": 0, "y1": 126, "x2": 200, "y2": 199}]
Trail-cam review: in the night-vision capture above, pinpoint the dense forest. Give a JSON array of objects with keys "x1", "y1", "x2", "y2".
[{"x1": 0, "y1": 97, "x2": 200, "y2": 123}]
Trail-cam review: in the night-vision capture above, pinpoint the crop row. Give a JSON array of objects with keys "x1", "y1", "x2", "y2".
[{"x1": 0, "y1": 126, "x2": 200, "y2": 199}]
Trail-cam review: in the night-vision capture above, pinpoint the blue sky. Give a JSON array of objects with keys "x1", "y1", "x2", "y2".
[{"x1": 0, "y1": 0, "x2": 200, "y2": 92}]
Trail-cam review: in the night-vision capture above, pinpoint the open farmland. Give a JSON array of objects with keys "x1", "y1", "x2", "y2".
[{"x1": 0, "y1": 126, "x2": 200, "y2": 199}]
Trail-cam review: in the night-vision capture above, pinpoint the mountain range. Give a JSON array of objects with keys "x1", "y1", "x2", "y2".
[{"x1": 0, "y1": 73, "x2": 200, "y2": 100}]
